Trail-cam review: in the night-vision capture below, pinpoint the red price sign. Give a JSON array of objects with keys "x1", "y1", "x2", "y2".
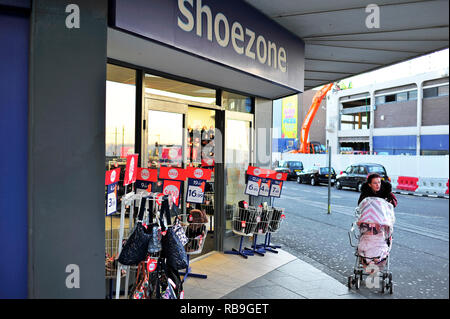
[
  {"x1": 162, "y1": 180, "x2": 181, "y2": 206},
  {"x1": 186, "y1": 167, "x2": 212, "y2": 180},
  {"x1": 105, "y1": 168, "x2": 120, "y2": 185},
  {"x1": 159, "y1": 167, "x2": 186, "y2": 181},
  {"x1": 137, "y1": 167, "x2": 158, "y2": 182},
  {"x1": 124, "y1": 154, "x2": 138, "y2": 186}
]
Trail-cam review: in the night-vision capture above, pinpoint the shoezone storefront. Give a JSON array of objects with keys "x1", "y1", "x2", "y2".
[{"x1": 0, "y1": 0, "x2": 304, "y2": 298}]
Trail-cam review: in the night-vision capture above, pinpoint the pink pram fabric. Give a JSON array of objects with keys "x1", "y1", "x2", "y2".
[
  {"x1": 357, "y1": 197, "x2": 395, "y2": 228},
  {"x1": 356, "y1": 197, "x2": 395, "y2": 268},
  {"x1": 358, "y1": 232, "x2": 390, "y2": 262}
]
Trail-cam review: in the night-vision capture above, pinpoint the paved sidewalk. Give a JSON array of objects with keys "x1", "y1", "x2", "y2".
[{"x1": 182, "y1": 250, "x2": 365, "y2": 299}]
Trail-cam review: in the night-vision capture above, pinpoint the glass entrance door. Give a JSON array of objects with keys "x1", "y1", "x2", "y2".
[
  {"x1": 147, "y1": 110, "x2": 184, "y2": 169},
  {"x1": 143, "y1": 98, "x2": 219, "y2": 256},
  {"x1": 143, "y1": 98, "x2": 187, "y2": 169},
  {"x1": 224, "y1": 111, "x2": 254, "y2": 234}
]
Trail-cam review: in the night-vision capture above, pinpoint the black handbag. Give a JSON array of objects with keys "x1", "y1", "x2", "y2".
[
  {"x1": 161, "y1": 227, "x2": 189, "y2": 270},
  {"x1": 165, "y1": 262, "x2": 183, "y2": 299},
  {"x1": 118, "y1": 197, "x2": 151, "y2": 265},
  {"x1": 146, "y1": 198, "x2": 162, "y2": 254},
  {"x1": 160, "y1": 197, "x2": 189, "y2": 270}
]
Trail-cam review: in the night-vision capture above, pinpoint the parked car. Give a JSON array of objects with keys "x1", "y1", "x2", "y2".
[
  {"x1": 275, "y1": 160, "x2": 304, "y2": 180},
  {"x1": 297, "y1": 167, "x2": 336, "y2": 186},
  {"x1": 335, "y1": 163, "x2": 390, "y2": 192}
]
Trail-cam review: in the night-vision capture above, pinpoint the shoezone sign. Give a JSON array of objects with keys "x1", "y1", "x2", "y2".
[{"x1": 245, "y1": 166, "x2": 287, "y2": 197}]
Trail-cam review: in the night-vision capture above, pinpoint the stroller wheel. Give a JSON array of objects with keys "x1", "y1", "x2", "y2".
[
  {"x1": 388, "y1": 274, "x2": 393, "y2": 294},
  {"x1": 355, "y1": 276, "x2": 361, "y2": 290}
]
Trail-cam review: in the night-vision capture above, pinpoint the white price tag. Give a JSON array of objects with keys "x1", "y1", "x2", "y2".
[
  {"x1": 259, "y1": 179, "x2": 270, "y2": 197},
  {"x1": 187, "y1": 185, "x2": 204, "y2": 204},
  {"x1": 245, "y1": 176, "x2": 260, "y2": 196},
  {"x1": 269, "y1": 183, "x2": 281, "y2": 198},
  {"x1": 107, "y1": 191, "x2": 117, "y2": 215},
  {"x1": 186, "y1": 179, "x2": 206, "y2": 204}
]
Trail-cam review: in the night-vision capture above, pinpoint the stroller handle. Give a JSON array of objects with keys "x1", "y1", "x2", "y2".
[
  {"x1": 348, "y1": 223, "x2": 358, "y2": 247},
  {"x1": 348, "y1": 231, "x2": 356, "y2": 247}
]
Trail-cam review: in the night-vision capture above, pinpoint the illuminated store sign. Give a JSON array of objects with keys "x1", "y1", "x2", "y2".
[{"x1": 112, "y1": 0, "x2": 304, "y2": 91}]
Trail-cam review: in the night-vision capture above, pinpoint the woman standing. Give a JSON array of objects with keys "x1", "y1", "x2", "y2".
[{"x1": 358, "y1": 173, "x2": 398, "y2": 208}]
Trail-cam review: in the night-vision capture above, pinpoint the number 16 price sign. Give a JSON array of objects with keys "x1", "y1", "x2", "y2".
[{"x1": 186, "y1": 178, "x2": 206, "y2": 204}]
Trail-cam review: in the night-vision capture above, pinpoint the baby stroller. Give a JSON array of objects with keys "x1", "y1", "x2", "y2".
[{"x1": 348, "y1": 197, "x2": 395, "y2": 294}]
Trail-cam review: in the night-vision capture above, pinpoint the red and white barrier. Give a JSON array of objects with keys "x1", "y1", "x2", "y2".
[
  {"x1": 396, "y1": 176, "x2": 419, "y2": 192},
  {"x1": 392, "y1": 176, "x2": 448, "y2": 197}
]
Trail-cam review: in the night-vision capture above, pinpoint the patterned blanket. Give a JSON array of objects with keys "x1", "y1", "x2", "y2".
[{"x1": 357, "y1": 197, "x2": 395, "y2": 227}]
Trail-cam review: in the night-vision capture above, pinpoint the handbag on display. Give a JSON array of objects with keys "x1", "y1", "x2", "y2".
[
  {"x1": 118, "y1": 222, "x2": 151, "y2": 265},
  {"x1": 147, "y1": 223, "x2": 162, "y2": 254},
  {"x1": 130, "y1": 262, "x2": 150, "y2": 299},
  {"x1": 159, "y1": 196, "x2": 188, "y2": 271},
  {"x1": 161, "y1": 227, "x2": 189, "y2": 270},
  {"x1": 173, "y1": 218, "x2": 189, "y2": 246},
  {"x1": 165, "y1": 262, "x2": 184, "y2": 299},
  {"x1": 146, "y1": 198, "x2": 162, "y2": 254},
  {"x1": 161, "y1": 278, "x2": 178, "y2": 299},
  {"x1": 118, "y1": 198, "x2": 151, "y2": 265},
  {"x1": 158, "y1": 258, "x2": 183, "y2": 299}
]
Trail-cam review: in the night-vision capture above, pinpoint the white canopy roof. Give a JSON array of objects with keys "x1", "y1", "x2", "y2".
[{"x1": 246, "y1": 0, "x2": 449, "y2": 91}]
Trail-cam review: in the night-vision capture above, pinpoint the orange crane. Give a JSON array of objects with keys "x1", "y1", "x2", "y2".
[{"x1": 294, "y1": 83, "x2": 334, "y2": 153}]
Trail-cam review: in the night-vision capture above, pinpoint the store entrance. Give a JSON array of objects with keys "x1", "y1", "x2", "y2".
[
  {"x1": 185, "y1": 106, "x2": 216, "y2": 256},
  {"x1": 224, "y1": 111, "x2": 253, "y2": 239},
  {"x1": 142, "y1": 97, "x2": 217, "y2": 256}
]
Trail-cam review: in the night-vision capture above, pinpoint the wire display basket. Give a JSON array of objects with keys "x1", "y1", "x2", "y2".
[
  {"x1": 201, "y1": 192, "x2": 214, "y2": 215},
  {"x1": 225, "y1": 204, "x2": 235, "y2": 220},
  {"x1": 105, "y1": 227, "x2": 133, "y2": 279},
  {"x1": 200, "y1": 192, "x2": 214, "y2": 231},
  {"x1": 232, "y1": 206, "x2": 260, "y2": 236},
  {"x1": 254, "y1": 207, "x2": 274, "y2": 235},
  {"x1": 178, "y1": 214, "x2": 209, "y2": 255},
  {"x1": 268, "y1": 207, "x2": 285, "y2": 233}
]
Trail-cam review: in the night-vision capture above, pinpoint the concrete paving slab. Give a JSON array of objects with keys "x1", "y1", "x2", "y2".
[{"x1": 183, "y1": 250, "x2": 365, "y2": 299}]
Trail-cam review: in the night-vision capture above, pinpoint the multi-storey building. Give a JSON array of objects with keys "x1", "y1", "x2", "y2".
[{"x1": 326, "y1": 69, "x2": 449, "y2": 155}]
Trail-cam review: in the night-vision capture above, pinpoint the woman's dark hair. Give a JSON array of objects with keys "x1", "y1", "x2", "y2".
[{"x1": 367, "y1": 173, "x2": 381, "y2": 184}]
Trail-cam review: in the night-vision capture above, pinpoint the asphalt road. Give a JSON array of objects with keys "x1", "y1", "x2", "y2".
[{"x1": 270, "y1": 179, "x2": 449, "y2": 299}]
